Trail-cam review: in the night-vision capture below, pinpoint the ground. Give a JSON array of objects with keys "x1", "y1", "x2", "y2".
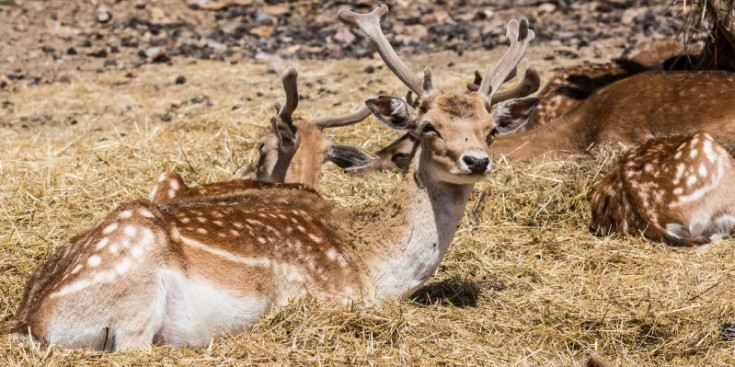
[{"x1": 1, "y1": 1, "x2": 735, "y2": 366}]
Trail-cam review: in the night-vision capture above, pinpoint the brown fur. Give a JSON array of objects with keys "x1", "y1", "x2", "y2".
[
  {"x1": 591, "y1": 132, "x2": 735, "y2": 246},
  {"x1": 492, "y1": 71, "x2": 735, "y2": 160}
]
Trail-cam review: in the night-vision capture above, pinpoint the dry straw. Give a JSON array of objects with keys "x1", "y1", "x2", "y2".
[{"x1": 1, "y1": 48, "x2": 734, "y2": 366}]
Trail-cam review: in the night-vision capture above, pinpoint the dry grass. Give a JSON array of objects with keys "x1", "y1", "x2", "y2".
[{"x1": 2, "y1": 49, "x2": 735, "y2": 366}]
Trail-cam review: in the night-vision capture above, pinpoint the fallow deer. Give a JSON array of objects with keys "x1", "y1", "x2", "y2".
[
  {"x1": 468, "y1": 39, "x2": 690, "y2": 132},
  {"x1": 2, "y1": 5, "x2": 538, "y2": 350},
  {"x1": 489, "y1": 70, "x2": 735, "y2": 161},
  {"x1": 590, "y1": 131, "x2": 735, "y2": 246},
  {"x1": 150, "y1": 67, "x2": 377, "y2": 204}
]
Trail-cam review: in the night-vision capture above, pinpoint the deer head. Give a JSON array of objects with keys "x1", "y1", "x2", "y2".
[
  {"x1": 240, "y1": 67, "x2": 377, "y2": 187},
  {"x1": 591, "y1": 132, "x2": 735, "y2": 246},
  {"x1": 339, "y1": 5, "x2": 539, "y2": 184}
]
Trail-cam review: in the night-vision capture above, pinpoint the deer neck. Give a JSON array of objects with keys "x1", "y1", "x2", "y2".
[{"x1": 351, "y1": 147, "x2": 473, "y2": 300}]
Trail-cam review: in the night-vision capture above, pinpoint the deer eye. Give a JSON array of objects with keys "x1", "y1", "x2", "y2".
[
  {"x1": 486, "y1": 128, "x2": 498, "y2": 144},
  {"x1": 422, "y1": 122, "x2": 442, "y2": 139}
]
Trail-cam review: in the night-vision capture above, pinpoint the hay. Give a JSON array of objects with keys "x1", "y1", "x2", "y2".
[{"x1": 2, "y1": 50, "x2": 735, "y2": 366}]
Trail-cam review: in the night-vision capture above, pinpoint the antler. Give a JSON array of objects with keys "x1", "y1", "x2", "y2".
[
  {"x1": 278, "y1": 67, "x2": 299, "y2": 124},
  {"x1": 312, "y1": 105, "x2": 372, "y2": 129},
  {"x1": 338, "y1": 5, "x2": 434, "y2": 97},
  {"x1": 491, "y1": 68, "x2": 540, "y2": 103},
  {"x1": 478, "y1": 18, "x2": 536, "y2": 102}
]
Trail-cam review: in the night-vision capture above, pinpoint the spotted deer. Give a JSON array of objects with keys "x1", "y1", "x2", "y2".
[
  {"x1": 149, "y1": 67, "x2": 377, "y2": 204},
  {"x1": 489, "y1": 70, "x2": 735, "y2": 161},
  {"x1": 2, "y1": 6, "x2": 538, "y2": 350},
  {"x1": 590, "y1": 132, "x2": 735, "y2": 246}
]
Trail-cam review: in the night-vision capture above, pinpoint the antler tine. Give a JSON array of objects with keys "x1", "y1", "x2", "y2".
[
  {"x1": 278, "y1": 67, "x2": 299, "y2": 124},
  {"x1": 312, "y1": 105, "x2": 373, "y2": 129},
  {"x1": 490, "y1": 68, "x2": 541, "y2": 104},
  {"x1": 478, "y1": 18, "x2": 536, "y2": 102},
  {"x1": 338, "y1": 5, "x2": 432, "y2": 97}
]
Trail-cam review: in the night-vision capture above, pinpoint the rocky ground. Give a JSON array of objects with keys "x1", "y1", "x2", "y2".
[{"x1": 0, "y1": 0, "x2": 706, "y2": 91}]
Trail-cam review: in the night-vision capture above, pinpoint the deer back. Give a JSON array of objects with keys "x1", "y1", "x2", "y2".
[{"x1": 591, "y1": 132, "x2": 735, "y2": 245}]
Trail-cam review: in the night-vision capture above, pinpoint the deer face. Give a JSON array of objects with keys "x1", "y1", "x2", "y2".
[
  {"x1": 366, "y1": 92, "x2": 537, "y2": 184},
  {"x1": 241, "y1": 68, "x2": 376, "y2": 186},
  {"x1": 242, "y1": 119, "x2": 298, "y2": 183},
  {"x1": 339, "y1": 5, "x2": 538, "y2": 184}
]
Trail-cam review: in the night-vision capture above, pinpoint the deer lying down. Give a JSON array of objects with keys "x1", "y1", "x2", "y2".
[
  {"x1": 150, "y1": 67, "x2": 377, "y2": 204},
  {"x1": 1, "y1": 6, "x2": 538, "y2": 350},
  {"x1": 490, "y1": 71, "x2": 735, "y2": 161},
  {"x1": 591, "y1": 132, "x2": 735, "y2": 246}
]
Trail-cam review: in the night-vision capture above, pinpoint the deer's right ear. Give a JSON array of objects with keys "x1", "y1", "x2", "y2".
[{"x1": 365, "y1": 96, "x2": 417, "y2": 131}]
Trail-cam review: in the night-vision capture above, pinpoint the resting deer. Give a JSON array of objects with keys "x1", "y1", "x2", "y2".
[
  {"x1": 150, "y1": 67, "x2": 377, "y2": 204},
  {"x1": 468, "y1": 39, "x2": 690, "y2": 132},
  {"x1": 590, "y1": 132, "x2": 735, "y2": 246},
  {"x1": 2, "y1": 6, "x2": 538, "y2": 350},
  {"x1": 489, "y1": 70, "x2": 735, "y2": 160}
]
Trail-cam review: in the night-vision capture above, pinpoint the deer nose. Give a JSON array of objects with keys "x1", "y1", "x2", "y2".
[{"x1": 461, "y1": 154, "x2": 490, "y2": 173}]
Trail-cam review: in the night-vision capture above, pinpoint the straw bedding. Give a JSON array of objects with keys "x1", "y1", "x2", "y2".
[{"x1": 1, "y1": 49, "x2": 734, "y2": 366}]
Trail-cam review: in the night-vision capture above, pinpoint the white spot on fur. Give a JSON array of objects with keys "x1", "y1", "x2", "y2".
[
  {"x1": 699, "y1": 164, "x2": 708, "y2": 177},
  {"x1": 87, "y1": 255, "x2": 101, "y2": 267},
  {"x1": 71, "y1": 264, "x2": 83, "y2": 274},
  {"x1": 308, "y1": 234, "x2": 323, "y2": 243},
  {"x1": 169, "y1": 179, "x2": 180, "y2": 190},
  {"x1": 326, "y1": 248, "x2": 337, "y2": 260},
  {"x1": 95, "y1": 238, "x2": 109, "y2": 250},
  {"x1": 124, "y1": 225, "x2": 138, "y2": 237},
  {"x1": 102, "y1": 223, "x2": 118, "y2": 235},
  {"x1": 118, "y1": 210, "x2": 133, "y2": 219}
]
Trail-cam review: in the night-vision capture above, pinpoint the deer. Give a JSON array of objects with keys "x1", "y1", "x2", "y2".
[
  {"x1": 590, "y1": 131, "x2": 735, "y2": 246},
  {"x1": 488, "y1": 70, "x2": 735, "y2": 161},
  {"x1": 467, "y1": 39, "x2": 691, "y2": 133},
  {"x1": 149, "y1": 67, "x2": 378, "y2": 204},
  {"x1": 1, "y1": 5, "x2": 538, "y2": 350}
]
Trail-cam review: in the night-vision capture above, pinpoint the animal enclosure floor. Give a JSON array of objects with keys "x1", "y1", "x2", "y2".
[{"x1": 1, "y1": 49, "x2": 735, "y2": 366}]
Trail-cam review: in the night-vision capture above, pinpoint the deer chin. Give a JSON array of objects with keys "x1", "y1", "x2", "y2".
[{"x1": 428, "y1": 165, "x2": 489, "y2": 185}]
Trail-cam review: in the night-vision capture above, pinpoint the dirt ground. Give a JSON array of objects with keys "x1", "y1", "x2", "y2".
[{"x1": 2, "y1": 1, "x2": 734, "y2": 366}]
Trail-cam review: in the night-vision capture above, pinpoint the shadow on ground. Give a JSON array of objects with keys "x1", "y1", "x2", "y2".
[{"x1": 410, "y1": 277, "x2": 482, "y2": 308}]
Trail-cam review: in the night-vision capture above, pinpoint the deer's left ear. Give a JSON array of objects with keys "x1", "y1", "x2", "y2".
[
  {"x1": 492, "y1": 97, "x2": 539, "y2": 135},
  {"x1": 365, "y1": 96, "x2": 417, "y2": 131},
  {"x1": 326, "y1": 145, "x2": 379, "y2": 172}
]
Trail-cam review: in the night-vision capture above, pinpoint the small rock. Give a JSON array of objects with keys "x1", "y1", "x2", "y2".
[
  {"x1": 150, "y1": 7, "x2": 165, "y2": 21},
  {"x1": 538, "y1": 3, "x2": 556, "y2": 14},
  {"x1": 266, "y1": 55, "x2": 288, "y2": 74},
  {"x1": 97, "y1": 7, "x2": 112, "y2": 24},
  {"x1": 250, "y1": 26, "x2": 274, "y2": 38},
  {"x1": 420, "y1": 13, "x2": 438, "y2": 27},
  {"x1": 41, "y1": 45, "x2": 56, "y2": 54},
  {"x1": 195, "y1": 0, "x2": 227, "y2": 11},
  {"x1": 721, "y1": 322, "x2": 735, "y2": 341},
  {"x1": 622, "y1": 7, "x2": 646, "y2": 25},
  {"x1": 104, "y1": 59, "x2": 117, "y2": 67},
  {"x1": 363, "y1": 65, "x2": 376, "y2": 74},
  {"x1": 175, "y1": 75, "x2": 186, "y2": 85},
  {"x1": 89, "y1": 49, "x2": 108, "y2": 58},
  {"x1": 262, "y1": 5, "x2": 289, "y2": 16},
  {"x1": 333, "y1": 25, "x2": 355, "y2": 44},
  {"x1": 277, "y1": 45, "x2": 301, "y2": 56}
]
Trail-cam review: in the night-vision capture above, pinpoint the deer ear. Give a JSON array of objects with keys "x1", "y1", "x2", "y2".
[
  {"x1": 365, "y1": 96, "x2": 417, "y2": 131},
  {"x1": 326, "y1": 145, "x2": 379, "y2": 172},
  {"x1": 270, "y1": 117, "x2": 297, "y2": 147},
  {"x1": 492, "y1": 97, "x2": 539, "y2": 135}
]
